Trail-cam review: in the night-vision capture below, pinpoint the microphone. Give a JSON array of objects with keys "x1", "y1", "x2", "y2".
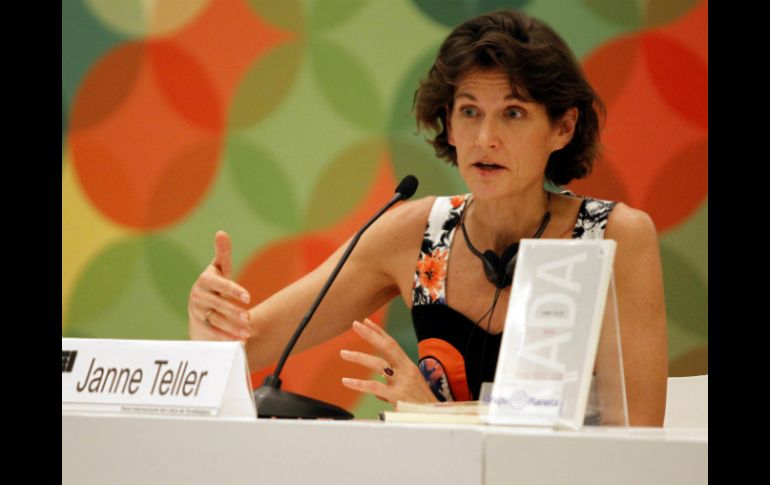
[
  {"x1": 252, "y1": 175, "x2": 420, "y2": 419},
  {"x1": 395, "y1": 174, "x2": 418, "y2": 199}
]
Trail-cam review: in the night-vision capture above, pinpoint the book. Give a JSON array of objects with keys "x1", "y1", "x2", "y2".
[
  {"x1": 379, "y1": 401, "x2": 488, "y2": 424},
  {"x1": 380, "y1": 411, "x2": 483, "y2": 424},
  {"x1": 486, "y1": 239, "x2": 617, "y2": 429}
]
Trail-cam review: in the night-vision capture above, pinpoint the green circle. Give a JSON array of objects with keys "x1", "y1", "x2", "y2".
[
  {"x1": 387, "y1": 44, "x2": 441, "y2": 135},
  {"x1": 65, "y1": 238, "x2": 142, "y2": 336},
  {"x1": 65, "y1": 237, "x2": 195, "y2": 340},
  {"x1": 412, "y1": 0, "x2": 532, "y2": 28},
  {"x1": 226, "y1": 136, "x2": 302, "y2": 232},
  {"x1": 660, "y1": 243, "x2": 708, "y2": 339},
  {"x1": 304, "y1": 137, "x2": 384, "y2": 231},
  {"x1": 246, "y1": 0, "x2": 305, "y2": 32},
  {"x1": 309, "y1": 0, "x2": 368, "y2": 32},
  {"x1": 63, "y1": 0, "x2": 129, "y2": 117},
  {"x1": 387, "y1": 44, "x2": 467, "y2": 198},
  {"x1": 388, "y1": 134, "x2": 467, "y2": 198},
  {"x1": 142, "y1": 236, "x2": 202, "y2": 323},
  {"x1": 309, "y1": 37, "x2": 385, "y2": 131},
  {"x1": 228, "y1": 41, "x2": 305, "y2": 131},
  {"x1": 581, "y1": 0, "x2": 642, "y2": 29}
]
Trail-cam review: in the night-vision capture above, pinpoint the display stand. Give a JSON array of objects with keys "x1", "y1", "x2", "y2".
[
  {"x1": 589, "y1": 274, "x2": 628, "y2": 427},
  {"x1": 480, "y1": 241, "x2": 628, "y2": 430}
]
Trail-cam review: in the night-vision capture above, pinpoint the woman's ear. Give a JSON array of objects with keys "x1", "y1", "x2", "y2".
[{"x1": 553, "y1": 107, "x2": 578, "y2": 151}]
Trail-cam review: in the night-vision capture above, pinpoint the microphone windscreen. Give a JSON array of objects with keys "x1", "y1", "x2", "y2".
[{"x1": 395, "y1": 175, "x2": 419, "y2": 200}]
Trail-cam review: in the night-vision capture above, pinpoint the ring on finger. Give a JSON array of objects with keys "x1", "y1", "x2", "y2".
[
  {"x1": 204, "y1": 309, "x2": 215, "y2": 326},
  {"x1": 383, "y1": 366, "x2": 394, "y2": 378}
]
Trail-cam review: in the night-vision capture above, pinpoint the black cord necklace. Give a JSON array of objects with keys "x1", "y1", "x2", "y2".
[
  {"x1": 458, "y1": 191, "x2": 553, "y2": 396},
  {"x1": 460, "y1": 191, "x2": 552, "y2": 289}
]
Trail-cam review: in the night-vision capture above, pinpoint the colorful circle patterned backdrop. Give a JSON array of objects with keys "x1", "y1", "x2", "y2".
[{"x1": 62, "y1": 0, "x2": 708, "y2": 418}]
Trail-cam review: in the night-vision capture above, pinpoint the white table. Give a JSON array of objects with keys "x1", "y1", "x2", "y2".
[
  {"x1": 62, "y1": 414, "x2": 706, "y2": 484},
  {"x1": 483, "y1": 425, "x2": 707, "y2": 484}
]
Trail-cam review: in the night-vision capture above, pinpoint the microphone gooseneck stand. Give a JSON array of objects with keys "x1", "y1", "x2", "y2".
[{"x1": 252, "y1": 175, "x2": 419, "y2": 419}]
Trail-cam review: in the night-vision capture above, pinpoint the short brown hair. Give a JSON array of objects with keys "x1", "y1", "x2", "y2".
[{"x1": 414, "y1": 10, "x2": 605, "y2": 185}]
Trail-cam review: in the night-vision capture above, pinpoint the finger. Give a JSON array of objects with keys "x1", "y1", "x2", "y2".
[
  {"x1": 192, "y1": 284, "x2": 251, "y2": 325},
  {"x1": 202, "y1": 317, "x2": 248, "y2": 342},
  {"x1": 352, "y1": 320, "x2": 403, "y2": 366},
  {"x1": 205, "y1": 310, "x2": 251, "y2": 340},
  {"x1": 362, "y1": 318, "x2": 387, "y2": 335},
  {"x1": 341, "y1": 377, "x2": 392, "y2": 403},
  {"x1": 200, "y1": 271, "x2": 250, "y2": 304},
  {"x1": 340, "y1": 350, "x2": 390, "y2": 374},
  {"x1": 362, "y1": 319, "x2": 401, "y2": 346},
  {"x1": 212, "y1": 230, "x2": 233, "y2": 279},
  {"x1": 362, "y1": 319, "x2": 404, "y2": 367}
]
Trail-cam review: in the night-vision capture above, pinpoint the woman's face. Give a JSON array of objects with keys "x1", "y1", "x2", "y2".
[{"x1": 447, "y1": 70, "x2": 574, "y2": 200}]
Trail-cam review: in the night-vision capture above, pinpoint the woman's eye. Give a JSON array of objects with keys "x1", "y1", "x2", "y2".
[
  {"x1": 460, "y1": 106, "x2": 478, "y2": 117},
  {"x1": 506, "y1": 108, "x2": 523, "y2": 119}
]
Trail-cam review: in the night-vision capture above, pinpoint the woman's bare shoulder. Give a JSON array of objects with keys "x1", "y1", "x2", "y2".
[
  {"x1": 380, "y1": 195, "x2": 437, "y2": 233},
  {"x1": 605, "y1": 202, "x2": 659, "y2": 246},
  {"x1": 355, "y1": 195, "x2": 437, "y2": 269},
  {"x1": 344, "y1": 197, "x2": 435, "y2": 293}
]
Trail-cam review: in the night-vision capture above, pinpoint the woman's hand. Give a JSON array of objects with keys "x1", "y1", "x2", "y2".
[
  {"x1": 340, "y1": 318, "x2": 437, "y2": 405},
  {"x1": 188, "y1": 231, "x2": 252, "y2": 341}
]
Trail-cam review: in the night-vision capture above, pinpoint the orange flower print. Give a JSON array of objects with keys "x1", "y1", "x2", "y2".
[
  {"x1": 417, "y1": 248, "x2": 447, "y2": 301},
  {"x1": 450, "y1": 195, "x2": 464, "y2": 208}
]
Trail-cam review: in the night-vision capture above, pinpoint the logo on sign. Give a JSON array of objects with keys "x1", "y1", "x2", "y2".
[{"x1": 62, "y1": 350, "x2": 78, "y2": 373}]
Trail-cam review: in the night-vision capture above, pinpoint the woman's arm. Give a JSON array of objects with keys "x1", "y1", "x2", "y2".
[
  {"x1": 189, "y1": 196, "x2": 434, "y2": 373},
  {"x1": 604, "y1": 203, "x2": 669, "y2": 426}
]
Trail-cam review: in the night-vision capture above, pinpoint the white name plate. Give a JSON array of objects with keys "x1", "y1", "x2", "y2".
[
  {"x1": 488, "y1": 239, "x2": 616, "y2": 429},
  {"x1": 62, "y1": 338, "x2": 256, "y2": 420}
]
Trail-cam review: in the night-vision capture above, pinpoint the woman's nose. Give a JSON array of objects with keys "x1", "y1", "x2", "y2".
[{"x1": 475, "y1": 117, "x2": 501, "y2": 148}]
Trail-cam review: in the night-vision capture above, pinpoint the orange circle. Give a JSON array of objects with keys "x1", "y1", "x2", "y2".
[{"x1": 70, "y1": 41, "x2": 223, "y2": 229}]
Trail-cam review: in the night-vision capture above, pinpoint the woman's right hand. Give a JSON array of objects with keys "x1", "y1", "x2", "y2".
[{"x1": 188, "y1": 230, "x2": 252, "y2": 341}]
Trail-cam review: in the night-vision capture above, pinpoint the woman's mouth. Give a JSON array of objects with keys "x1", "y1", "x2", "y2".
[{"x1": 473, "y1": 161, "x2": 505, "y2": 172}]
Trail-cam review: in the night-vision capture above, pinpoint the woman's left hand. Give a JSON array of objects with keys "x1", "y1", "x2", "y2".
[{"x1": 341, "y1": 318, "x2": 438, "y2": 405}]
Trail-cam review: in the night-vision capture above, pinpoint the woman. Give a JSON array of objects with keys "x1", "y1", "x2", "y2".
[{"x1": 188, "y1": 10, "x2": 668, "y2": 426}]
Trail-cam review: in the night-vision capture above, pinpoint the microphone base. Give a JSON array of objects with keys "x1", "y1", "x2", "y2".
[{"x1": 253, "y1": 383, "x2": 354, "y2": 420}]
